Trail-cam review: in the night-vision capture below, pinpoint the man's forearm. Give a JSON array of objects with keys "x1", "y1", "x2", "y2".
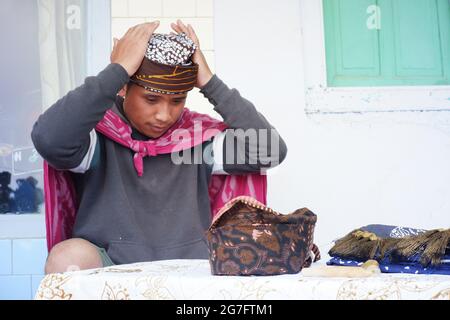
[
  {"x1": 200, "y1": 75, "x2": 288, "y2": 173},
  {"x1": 200, "y1": 74, "x2": 274, "y2": 130},
  {"x1": 31, "y1": 63, "x2": 129, "y2": 169}
]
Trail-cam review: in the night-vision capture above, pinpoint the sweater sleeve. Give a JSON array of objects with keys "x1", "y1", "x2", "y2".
[
  {"x1": 199, "y1": 74, "x2": 287, "y2": 174},
  {"x1": 31, "y1": 63, "x2": 129, "y2": 170}
]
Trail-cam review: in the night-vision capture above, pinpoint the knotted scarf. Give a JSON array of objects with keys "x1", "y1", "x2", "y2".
[{"x1": 44, "y1": 108, "x2": 267, "y2": 251}]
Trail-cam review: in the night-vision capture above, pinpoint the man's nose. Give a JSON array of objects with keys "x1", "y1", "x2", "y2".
[{"x1": 154, "y1": 104, "x2": 171, "y2": 123}]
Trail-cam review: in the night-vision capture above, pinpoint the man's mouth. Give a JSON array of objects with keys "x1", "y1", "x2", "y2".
[{"x1": 149, "y1": 125, "x2": 167, "y2": 133}]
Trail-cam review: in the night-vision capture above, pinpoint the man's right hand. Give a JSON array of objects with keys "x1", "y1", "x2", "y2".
[{"x1": 110, "y1": 21, "x2": 160, "y2": 76}]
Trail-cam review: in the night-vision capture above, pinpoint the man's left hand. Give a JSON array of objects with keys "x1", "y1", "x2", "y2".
[{"x1": 170, "y1": 19, "x2": 213, "y2": 89}]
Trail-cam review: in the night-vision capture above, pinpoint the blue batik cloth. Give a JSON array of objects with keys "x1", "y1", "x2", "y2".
[
  {"x1": 327, "y1": 257, "x2": 450, "y2": 275},
  {"x1": 360, "y1": 224, "x2": 427, "y2": 238},
  {"x1": 328, "y1": 224, "x2": 450, "y2": 275}
]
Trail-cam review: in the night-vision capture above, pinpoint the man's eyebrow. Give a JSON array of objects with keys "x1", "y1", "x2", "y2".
[{"x1": 144, "y1": 93, "x2": 161, "y2": 98}]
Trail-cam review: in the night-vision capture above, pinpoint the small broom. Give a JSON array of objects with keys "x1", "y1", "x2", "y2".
[{"x1": 329, "y1": 228, "x2": 450, "y2": 266}]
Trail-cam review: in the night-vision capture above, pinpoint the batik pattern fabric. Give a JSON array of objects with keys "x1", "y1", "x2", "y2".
[
  {"x1": 146, "y1": 33, "x2": 197, "y2": 66},
  {"x1": 327, "y1": 257, "x2": 450, "y2": 275},
  {"x1": 44, "y1": 108, "x2": 267, "y2": 251},
  {"x1": 131, "y1": 32, "x2": 199, "y2": 95},
  {"x1": 206, "y1": 196, "x2": 318, "y2": 276}
]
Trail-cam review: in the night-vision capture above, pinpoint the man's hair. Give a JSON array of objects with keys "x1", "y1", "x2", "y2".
[{"x1": 126, "y1": 81, "x2": 135, "y2": 91}]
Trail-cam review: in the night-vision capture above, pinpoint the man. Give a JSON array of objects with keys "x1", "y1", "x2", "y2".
[{"x1": 32, "y1": 20, "x2": 287, "y2": 274}]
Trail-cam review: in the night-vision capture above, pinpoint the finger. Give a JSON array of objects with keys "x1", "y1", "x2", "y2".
[
  {"x1": 126, "y1": 25, "x2": 145, "y2": 39},
  {"x1": 171, "y1": 22, "x2": 182, "y2": 34},
  {"x1": 148, "y1": 21, "x2": 160, "y2": 38},
  {"x1": 132, "y1": 22, "x2": 153, "y2": 34},
  {"x1": 138, "y1": 21, "x2": 159, "y2": 34},
  {"x1": 177, "y1": 19, "x2": 187, "y2": 28},
  {"x1": 123, "y1": 25, "x2": 136, "y2": 37},
  {"x1": 187, "y1": 24, "x2": 199, "y2": 43},
  {"x1": 113, "y1": 37, "x2": 119, "y2": 48},
  {"x1": 149, "y1": 20, "x2": 160, "y2": 31},
  {"x1": 176, "y1": 19, "x2": 190, "y2": 34},
  {"x1": 187, "y1": 24, "x2": 195, "y2": 35},
  {"x1": 177, "y1": 20, "x2": 189, "y2": 35},
  {"x1": 136, "y1": 21, "x2": 159, "y2": 40}
]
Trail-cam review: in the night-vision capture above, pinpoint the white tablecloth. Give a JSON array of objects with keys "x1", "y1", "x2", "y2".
[{"x1": 34, "y1": 259, "x2": 450, "y2": 300}]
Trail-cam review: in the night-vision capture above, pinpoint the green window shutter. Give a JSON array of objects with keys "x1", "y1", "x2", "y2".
[{"x1": 323, "y1": 0, "x2": 450, "y2": 87}]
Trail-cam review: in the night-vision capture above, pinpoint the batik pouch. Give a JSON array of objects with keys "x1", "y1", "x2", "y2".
[{"x1": 205, "y1": 196, "x2": 319, "y2": 276}]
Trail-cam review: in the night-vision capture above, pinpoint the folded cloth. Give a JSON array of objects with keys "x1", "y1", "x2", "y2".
[
  {"x1": 328, "y1": 224, "x2": 450, "y2": 268},
  {"x1": 327, "y1": 257, "x2": 450, "y2": 275},
  {"x1": 360, "y1": 224, "x2": 428, "y2": 238}
]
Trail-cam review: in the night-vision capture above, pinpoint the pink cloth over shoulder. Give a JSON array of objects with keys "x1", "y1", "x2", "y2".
[{"x1": 44, "y1": 108, "x2": 267, "y2": 251}]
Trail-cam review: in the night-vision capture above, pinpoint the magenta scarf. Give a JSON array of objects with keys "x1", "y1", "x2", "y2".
[{"x1": 44, "y1": 108, "x2": 267, "y2": 251}]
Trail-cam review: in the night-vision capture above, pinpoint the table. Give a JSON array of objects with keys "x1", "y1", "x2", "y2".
[{"x1": 34, "y1": 259, "x2": 450, "y2": 300}]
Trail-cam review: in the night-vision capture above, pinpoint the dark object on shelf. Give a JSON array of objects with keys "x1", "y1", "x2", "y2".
[
  {"x1": 13, "y1": 176, "x2": 44, "y2": 213},
  {"x1": 206, "y1": 196, "x2": 319, "y2": 276},
  {"x1": 0, "y1": 171, "x2": 14, "y2": 213}
]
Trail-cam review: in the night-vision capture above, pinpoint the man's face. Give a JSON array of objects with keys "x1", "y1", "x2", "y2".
[{"x1": 123, "y1": 83, "x2": 187, "y2": 138}]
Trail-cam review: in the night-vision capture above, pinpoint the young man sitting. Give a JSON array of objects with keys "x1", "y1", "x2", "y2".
[{"x1": 32, "y1": 20, "x2": 287, "y2": 274}]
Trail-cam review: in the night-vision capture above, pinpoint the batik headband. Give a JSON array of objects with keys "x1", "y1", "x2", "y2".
[{"x1": 130, "y1": 32, "x2": 198, "y2": 95}]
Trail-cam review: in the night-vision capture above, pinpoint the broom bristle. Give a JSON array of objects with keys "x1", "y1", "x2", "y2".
[
  {"x1": 329, "y1": 229, "x2": 381, "y2": 260},
  {"x1": 330, "y1": 228, "x2": 450, "y2": 266},
  {"x1": 379, "y1": 237, "x2": 402, "y2": 258},
  {"x1": 419, "y1": 229, "x2": 450, "y2": 265}
]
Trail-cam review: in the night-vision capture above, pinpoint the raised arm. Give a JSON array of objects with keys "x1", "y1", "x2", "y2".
[
  {"x1": 32, "y1": 22, "x2": 160, "y2": 169},
  {"x1": 201, "y1": 75, "x2": 288, "y2": 174}
]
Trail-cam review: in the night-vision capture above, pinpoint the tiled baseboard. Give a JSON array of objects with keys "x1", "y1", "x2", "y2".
[{"x1": 0, "y1": 238, "x2": 47, "y2": 300}]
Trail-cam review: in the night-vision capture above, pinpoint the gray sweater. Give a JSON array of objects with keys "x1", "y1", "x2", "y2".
[{"x1": 31, "y1": 63, "x2": 287, "y2": 264}]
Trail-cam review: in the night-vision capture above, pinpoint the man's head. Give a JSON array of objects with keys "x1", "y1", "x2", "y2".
[
  {"x1": 122, "y1": 82, "x2": 187, "y2": 138},
  {"x1": 122, "y1": 32, "x2": 198, "y2": 139}
]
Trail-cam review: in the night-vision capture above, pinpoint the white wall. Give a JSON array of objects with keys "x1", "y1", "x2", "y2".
[
  {"x1": 214, "y1": 0, "x2": 450, "y2": 249},
  {"x1": 111, "y1": 0, "x2": 218, "y2": 117}
]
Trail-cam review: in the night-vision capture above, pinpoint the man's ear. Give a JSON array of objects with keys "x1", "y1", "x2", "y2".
[{"x1": 118, "y1": 84, "x2": 127, "y2": 97}]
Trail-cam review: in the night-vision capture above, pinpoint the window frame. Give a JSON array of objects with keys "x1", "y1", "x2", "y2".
[
  {"x1": 0, "y1": 0, "x2": 111, "y2": 239},
  {"x1": 300, "y1": 0, "x2": 450, "y2": 114}
]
